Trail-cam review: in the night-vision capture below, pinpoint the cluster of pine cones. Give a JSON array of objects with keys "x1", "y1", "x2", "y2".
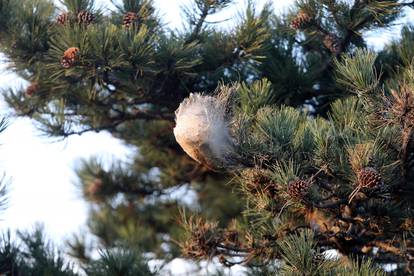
[
  {"x1": 57, "y1": 11, "x2": 141, "y2": 68},
  {"x1": 287, "y1": 167, "x2": 382, "y2": 202},
  {"x1": 288, "y1": 167, "x2": 383, "y2": 203},
  {"x1": 56, "y1": 10, "x2": 95, "y2": 25},
  {"x1": 246, "y1": 166, "x2": 383, "y2": 204},
  {"x1": 56, "y1": 10, "x2": 140, "y2": 28},
  {"x1": 291, "y1": 10, "x2": 342, "y2": 54}
]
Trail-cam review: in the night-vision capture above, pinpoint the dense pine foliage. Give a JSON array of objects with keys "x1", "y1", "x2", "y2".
[{"x1": 1, "y1": 0, "x2": 414, "y2": 274}]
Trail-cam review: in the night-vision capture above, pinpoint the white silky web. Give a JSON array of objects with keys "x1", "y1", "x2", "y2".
[{"x1": 173, "y1": 93, "x2": 234, "y2": 169}]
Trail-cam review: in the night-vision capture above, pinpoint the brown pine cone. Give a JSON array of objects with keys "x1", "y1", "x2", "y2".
[
  {"x1": 56, "y1": 12, "x2": 69, "y2": 25},
  {"x1": 86, "y1": 178, "x2": 103, "y2": 197},
  {"x1": 323, "y1": 34, "x2": 341, "y2": 54},
  {"x1": 290, "y1": 10, "x2": 312, "y2": 30},
  {"x1": 77, "y1": 10, "x2": 95, "y2": 25},
  {"x1": 349, "y1": 167, "x2": 383, "y2": 202},
  {"x1": 357, "y1": 167, "x2": 382, "y2": 189},
  {"x1": 26, "y1": 82, "x2": 39, "y2": 96},
  {"x1": 122, "y1": 12, "x2": 139, "y2": 28},
  {"x1": 61, "y1": 47, "x2": 80, "y2": 68},
  {"x1": 287, "y1": 179, "x2": 311, "y2": 200}
]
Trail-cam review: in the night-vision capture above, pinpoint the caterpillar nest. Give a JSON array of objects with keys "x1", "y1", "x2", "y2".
[{"x1": 173, "y1": 92, "x2": 236, "y2": 170}]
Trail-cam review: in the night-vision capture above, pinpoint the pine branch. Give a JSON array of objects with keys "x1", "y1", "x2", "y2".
[{"x1": 185, "y1": 2, "x2": 209, "y2": 43}]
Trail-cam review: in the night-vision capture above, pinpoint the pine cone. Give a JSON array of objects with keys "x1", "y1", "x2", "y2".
[
  {"x1": 77, "y1": 10, "x2": 95, "y2": 25},
  {"x1": 290, "y1": 10, "x2": 312, "y2": 30},
  {"x1": 26, "y1": 82, "x2": 39, "y2": 96},
  {"x1": 357, "y1": 167, "x2": 382, "y2": 189},
  {"x1": 287, "y1": 179, "x2": 311, "y2": 200},
  {"x1": 349, "y1": 167, "x2": 383, "y2": 202},
  {"x1": 61, "y1": 47, "x2": 80, "y2": 68},
  {"x1": 56, "y1": 12, "x2": 69, "y2": 25},
  {"x1": 323, "y1": 34, "x2": 341, "y2": 54},
  {"x1": 122, "y1": 12, "x2": 139, "y2": 28},
  {"x1": 86, "y1": 178, "x2": 103, "y2": 197}
]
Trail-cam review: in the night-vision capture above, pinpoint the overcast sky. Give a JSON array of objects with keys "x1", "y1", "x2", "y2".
[
  {"x1": 0, "y1": 0, "x2": 293, "y2": 247},
  {"x1": 0, "y1": 1, "x2": 411, "y2": 274}
]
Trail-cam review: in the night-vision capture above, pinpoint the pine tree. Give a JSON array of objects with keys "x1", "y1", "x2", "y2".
[
  {"x1": 1, "y1": 0, "x2": 414, "y2": 274},
  {"x1": 0, "y1": 0, "x2": 249, "y2": 262},
  {"x1": 0, "y1": 226, "x2": 156, "y2": 275},
  {"x1": 0, "y1": 118, "x2": 154, "y2": 274}
]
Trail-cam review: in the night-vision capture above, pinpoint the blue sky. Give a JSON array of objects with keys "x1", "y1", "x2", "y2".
[{"x1": 0, "y1": 0, "x2": 410, "y2": 259}]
